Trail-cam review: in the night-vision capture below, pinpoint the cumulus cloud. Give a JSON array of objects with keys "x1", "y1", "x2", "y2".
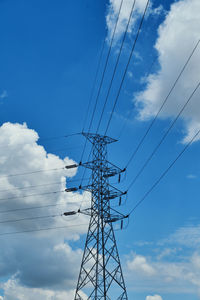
[
  {"x1": 106, "y1": 0, "x2": 164, "y2": 42},
  {"x1": 126, "y1": 224, "x2": 200, "y2": 296},
  {"x1": 146, "y1": 295, "x2": 163, "y2": 300},
  {"x1": 127, "y1": 251, "x2": 200, "y2": 294},
  {"x1": 0, "y1": 122, "x2": 90, "y2": 298},
  {"x1": 127, "y1": 253, "x2": 156, "y2": 276},
  {"x1": 135, "y1": 0, "x2": 200, "y2": 143},
  {"x1": 0, "y1": 279, "x2": 87, "y2": 300}
]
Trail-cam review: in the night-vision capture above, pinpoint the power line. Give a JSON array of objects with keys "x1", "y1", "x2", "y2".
[
  {"x1": 0, "y1": 181, "x2": 63, "y2": 193},
  {"x1": 80, "y1": 0, "x2": 133, "y2": 185},
  {"x1": 0, "y1": 167, "x2": 65, "y2": 179},
  {"x1": 85, "y1": 0, "x2": 124, "y2": 134},
  {"x1": 80, "y1": 0, "x2": 135, "y2": 187},
  {"x1": 117, "y1": 55, "x2": 158, "y2": 140},
  {"x1": 0, "y1": 213, "x2": 62, "y2": 225},
  {"x1": 0, "y1": 179, "x2": 89, "y2": 203},
  {"x1": 0, "y1": 133, "x2": 81, "y2": 151},
  {"x1": 95, "y1": 0, "x2": 136, "y2": 133},
  {"x1": 0, "y1": 197, "x2": 87, "y2": 215},
  {"x1": 0, "y1": 223, "x2": 88, "y2": 237},
  {"x1": 80, "y1": 0, "x2": 124, "y2": 162},
  {"x1": 0, "y1": 161, "x2": 80, "y2": 179},
  {"x1": 0, "y1": 203, "x2": 67, "y2": 214},
  {"x1": 43, "y1": 145, "x2": 82, "y2": 154},
  {"x1": 125, "y1": 39, "x2": 200, "y2": 168},
  {"x1": 0, "y1": 190, "x2": 65, "y2": 203},
  {"x1": 128, "y1": 124, "x2": 200, "y2": 216},
  {"x1": 0, "y1": 177, "x2": 89, "y2": 193},
  {"x1": 0, "y1": 193, "x2": 91, "y2": 215},
  {"x1": 79, "y1": 1, "x2": 137, "y2": 191},
  {"x1": 104, "y1": 0, "x2": 151, "y2": 136},
  {"x1": 38, "y1": 133, "x2": 81, "y2": 142},
  {"x1": 82, "y1": 38, "x2": 106, "y2": 132},
  {"x1": 127, "y1": 81, "x2": 200, "y2": 190}
]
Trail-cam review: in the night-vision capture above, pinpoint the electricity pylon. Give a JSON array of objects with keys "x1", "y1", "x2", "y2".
[{"x1": 65, "y1": 133, "x2": 128, "y2": 300}]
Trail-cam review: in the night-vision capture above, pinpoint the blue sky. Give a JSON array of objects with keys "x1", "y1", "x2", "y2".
[{"x1": 0, "y1": 0, "x2": 200, "y2": 299}]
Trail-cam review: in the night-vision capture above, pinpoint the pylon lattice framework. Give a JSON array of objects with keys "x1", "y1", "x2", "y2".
[{"x1": 74, "y1": 133, "x2": 128, "y2": 300}]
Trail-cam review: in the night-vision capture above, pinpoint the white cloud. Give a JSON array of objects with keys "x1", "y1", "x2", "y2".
[
  {"x1": 0, "y1": 278, "x2": 87, "y2": 300},
  {"x1": 157, "y1": 248, "x2": 178, "y2": 260},
  {"x1": 126, "y1": 224, "x2": 200, "y2": 296},
  {"x1": 127, "y1": 253, "x2": 156, "y2": 276},
  {"x1": 0, "y1": 90, "x2": 8, "y2": 99},
  {"x1": 160, "y1": 224, "x2": 200, "y2": 248},
  {"x1": 150, "y1": 5, "x2": 165, "y2": 17},
  {"x1": 146, "y1": 295, "x2": 163, "y2": 300},
  {"x1": 128, "y1": 70, "x2": 133, "y2": 78},
  {"x1": 0, "y1": 122, "x2": 90, "y2": 297},
  {"x1": 135, "y1": 0, "x2": 200, "y2": 143},
  {"x1": 106, "y1": 0, "x2": 164, "y2": 42},
  {"x1": 126, "y1": 251, "x2": 200, "y2": 294}
]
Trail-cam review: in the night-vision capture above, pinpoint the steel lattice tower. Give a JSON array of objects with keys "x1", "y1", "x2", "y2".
[{"x1": 65, "y1": 133, "x2": 128, "y2": 300}]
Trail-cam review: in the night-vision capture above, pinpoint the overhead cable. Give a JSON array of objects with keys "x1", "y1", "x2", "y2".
[
  {"x1": 0, "y1": 196, "x2": 90, "y2": 215},
  {"x1": 125, "y1": 39, "x2": 200, "y2": 168},
  {"x1": 0, "y1": 223, "x2": 88, "y2": 237},
  {"x1": 0, "y1": 161, "x2": 80, "y2": 179},
  {"x1": 0, "y1": 213, "x2": 62, "y2": 225},
  {"x1": 82, "y1": 38, "x2": 106, "y2": 132},
  {"x1": 44, "y1": 145, "x2": 82, "y2": 154},
  {"x1": 0, "y1": 203, "x2": 68, "y2": 214},
  {"x1": 0, "y1": 190, "x2": 65, "y2": 203},
  {"x1": 96, "y1": 0, "x2": 136, "y2": 133},
  {"x1": 80, "y1": 0, "x2": 134, "y2": 185},
  {"x1": 0, "y1": 133, "x2": 81, "y2": 151},
  {"x1": 128, "y1": 125, "x2": 200, "y2": 215},
  {"x1": 104, "y1": 0, "x2": 151, "y2": 136},
  {"x1": 0, "y1": 177, "x2": 89, "y2": 193},
  {"x1": 0, "y1": 167, "x2": 65, "y2": 179},
  {"x1": 117, "y1": 55, "x2": 158, "y2": 140},
  {"x1": 127, "y1": 80, "x2": 200, "y2": 190},
  {"x1": 80, "y1": 0, "x2": 124, "y2": 162},
  {"x1": 39, "y1": 132, "x2": 81, "y2": 142}
]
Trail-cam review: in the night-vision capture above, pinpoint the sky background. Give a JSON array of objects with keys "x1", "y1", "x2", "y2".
[{"x1": 0, "y1": 0, "x2": 200, "y2": 299}]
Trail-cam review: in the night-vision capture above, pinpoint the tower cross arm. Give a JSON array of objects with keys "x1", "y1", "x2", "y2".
[{"x1": 80, "y1": 159, "x2": 125, "y2": 178}]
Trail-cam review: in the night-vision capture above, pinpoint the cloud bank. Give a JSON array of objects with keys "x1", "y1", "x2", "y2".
[{"x1": 0, "y1": 122, "x2": 89, "y2": 299}]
